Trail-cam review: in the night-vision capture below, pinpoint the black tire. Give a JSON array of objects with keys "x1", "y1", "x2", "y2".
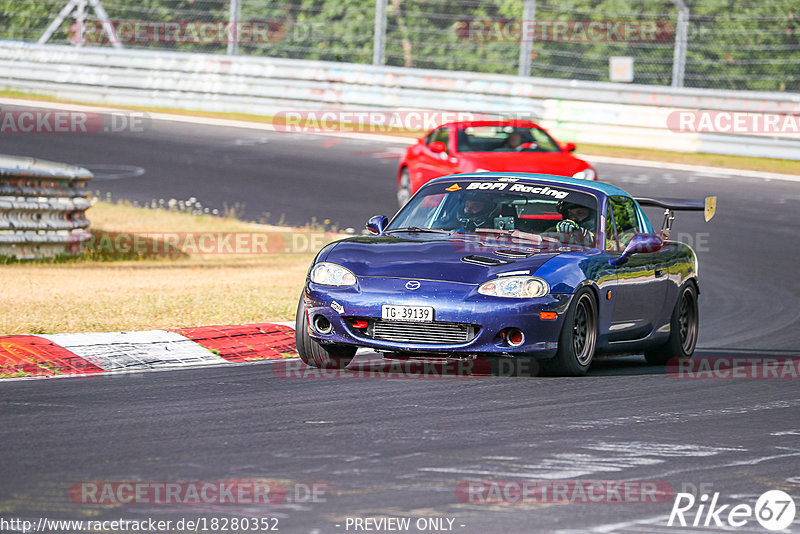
[
  {"x1": 645, "y1": 282, "x2": 698, "y2": 365},
  {"x1": 397, "y1": 168, "x2": 411, "y2": 208},
  {"x1": 295, "y1": 293, "x2": 356, "y2": 369},
  {"x1": 546, "y1": 288, "x2": 598, "y2": 377}
]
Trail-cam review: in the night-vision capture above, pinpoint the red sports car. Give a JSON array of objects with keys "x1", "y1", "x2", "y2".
[{"x1": 396, "y1": 120, "x2": 597, "y2": 206}]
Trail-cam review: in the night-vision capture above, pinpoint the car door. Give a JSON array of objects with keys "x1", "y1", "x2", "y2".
[
  {"x1": 418, "y1": 126, "x2": 454, "y2": 182},
  {"x1": 607, "y1": 196, "x2": 668, "y2": 341}
]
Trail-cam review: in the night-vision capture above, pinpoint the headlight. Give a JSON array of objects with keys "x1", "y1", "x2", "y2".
[
  {"x1": 310, "y1": 262, "x2": 356, "y2": 286},
  {"x1": 478, "y1": 276, "x2": 549, "y2": 298},
  {"x1": 572, "y1": 168, "x2": 597, "y2": 180}
]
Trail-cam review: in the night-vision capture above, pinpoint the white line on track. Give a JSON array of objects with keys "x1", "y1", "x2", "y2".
[
  {"x1": 550, "y1": 399, "x2": 800, "y2": 430},
  {"x1": 417, "y1": 441, "x2": 746, "y2": 481}
]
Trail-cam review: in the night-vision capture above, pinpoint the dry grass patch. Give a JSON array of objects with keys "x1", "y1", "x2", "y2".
[
  {"x1": 88, "y1": 201, "x2": 275, "y2": 233},
  {"x1": 578, "y1": 143, "x2": 800, "y2": 176},
  {"x1": 0, "y1": 201, "x2": 328, "y2": 334},
  {"x1": 0, "y1": 256, "x2": 312, "y2": 334}
]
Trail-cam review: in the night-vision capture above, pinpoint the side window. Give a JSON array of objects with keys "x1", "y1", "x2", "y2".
[
  {"x1": 399, "y1": 193, "x2": 446, "y2": 228},
  {"x1": 530, "y1": 128, "x2": 560, "y2": 152},
  {"x1": 427, "y1": 127, "x2": 449, "y2": 150},
  {"x1": 605, "y1": 200, "x2": 620, "y2": 252},
  {"x1": 609, "y1": 196, "x2": 641, "y2": 248}
]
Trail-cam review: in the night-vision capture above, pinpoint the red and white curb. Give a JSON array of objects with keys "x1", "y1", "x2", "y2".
[{"x1": 0, "y1": 322, "x2": 297, "y2": 380}]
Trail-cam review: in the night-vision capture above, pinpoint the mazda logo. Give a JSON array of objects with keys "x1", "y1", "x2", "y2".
[{"x1": 405, "y1": 281, "x2": 421, "y2": 290}]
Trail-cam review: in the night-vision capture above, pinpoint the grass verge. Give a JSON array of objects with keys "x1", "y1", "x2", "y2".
[
  {"x1": 0, "y1": 201, "x2": 327, "y2": 335},
  {"x1": 576, "y1": 143, "x2": 800, "y2": 176}
]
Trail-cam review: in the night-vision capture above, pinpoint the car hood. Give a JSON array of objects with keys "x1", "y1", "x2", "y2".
[
  {"x1": 461, "y1": 152, "x2": 589, "y2": 175},
  {"x1": 322, "y1": 235, "x2": 564, "y2": 285}
]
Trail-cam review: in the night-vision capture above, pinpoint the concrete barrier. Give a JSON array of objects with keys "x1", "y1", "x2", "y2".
[{"x1": 0, "y1": 42, "x2": 798, "y2": 159}]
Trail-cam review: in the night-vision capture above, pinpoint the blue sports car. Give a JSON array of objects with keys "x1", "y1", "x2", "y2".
[{"x1": 296, "y1": 173, "x2": 715, "y2": 376}]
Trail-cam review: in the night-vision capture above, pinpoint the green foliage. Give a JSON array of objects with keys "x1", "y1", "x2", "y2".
[
  {"x1": 684, "y1": 1, "x2": 800, "y2": 91},
  {"x1": 2, "y1": 0, "x2": 797, "y2": 91},
  {"x1": 0, "y1": 0, "x2": 66, "y2": 41}
]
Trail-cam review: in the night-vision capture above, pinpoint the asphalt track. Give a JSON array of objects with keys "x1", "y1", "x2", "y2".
[{"x1": 2, "y1": 105, "x2": 800, "y2": 533}]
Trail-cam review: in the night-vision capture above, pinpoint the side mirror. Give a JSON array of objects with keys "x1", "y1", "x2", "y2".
[
  {"x1": 563, "y1": 142, "x2": 577, "y2": 152},
  {"x1": 429, "y1": 141, "x2": 447, "y2": 154},
  {"x1": 366, "y1": 215, "x2": 389, "y2": 235},
  {"x1": 609, "y1": 233, "x2": 663, "y2": 267}
]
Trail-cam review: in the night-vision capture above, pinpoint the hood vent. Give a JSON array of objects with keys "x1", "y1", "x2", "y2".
[
  {"x1": 493, "y1": 248, "x2": 538, "y2": 259},
  {"x1": 461, "y1": 255, "x2": 514, "y2": 267}
]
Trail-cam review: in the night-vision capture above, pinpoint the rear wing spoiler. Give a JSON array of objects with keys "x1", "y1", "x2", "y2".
[{"x1": 635, "y1": 196, "x2": 717, "y2": 238}]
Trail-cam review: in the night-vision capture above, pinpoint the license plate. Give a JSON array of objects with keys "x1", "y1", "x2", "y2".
[{"x1": 381, "y1": 305, "x2": 434, "y2": 322}]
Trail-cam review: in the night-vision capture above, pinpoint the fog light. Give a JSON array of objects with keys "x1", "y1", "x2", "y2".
[
  {"x1": 313, "y1": 315, "x2": 333, "y2": 335},
  {"x1": 506, "y1": 328, "x2": 525, "y2": 347}
]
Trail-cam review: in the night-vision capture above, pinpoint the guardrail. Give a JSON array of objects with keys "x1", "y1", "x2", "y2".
[
  {"x1": 0, "y1": 42, "x2": 799, "y2": 160},
  {"x1": 0, "y1": 155, "x2": 92, "y2": 259}
]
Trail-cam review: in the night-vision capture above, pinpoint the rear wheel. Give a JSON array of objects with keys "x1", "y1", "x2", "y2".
[
  {"x1": 295, "y1": 293, "x2": 356, "y2": 369},
  {"x1": 397, "y1": 168, "x2": 411, "y2": 207},
  {"x1": 645, "y1": 282, "x2": 698, "y2": 365},
  {"x1": 546, "y1": 288, "x2": 598, "y2": 376}
]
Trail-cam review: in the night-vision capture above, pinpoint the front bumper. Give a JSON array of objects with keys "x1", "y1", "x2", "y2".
[{"x1": 303, "y1": 277, "x2": 572, "y2": 358}]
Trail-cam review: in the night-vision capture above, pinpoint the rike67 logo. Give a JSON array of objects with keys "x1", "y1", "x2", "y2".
[{"x1": 668, "y1": 490, "x2": 796, "y2": 531}]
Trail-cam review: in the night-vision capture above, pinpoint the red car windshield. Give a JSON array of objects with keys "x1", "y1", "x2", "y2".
[{"x1": 457, "y1": 126, "x2": 561, "y2": 153}]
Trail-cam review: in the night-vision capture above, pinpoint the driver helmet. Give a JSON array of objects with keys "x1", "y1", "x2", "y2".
[
  {"x1": 458, "y1": 193, "x2": 498, "y2": 229},
  {"x1": 556, "y1": 200, "x2": 596, "y2": 231}
]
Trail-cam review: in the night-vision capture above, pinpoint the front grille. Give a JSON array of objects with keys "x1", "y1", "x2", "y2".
[{"x1": 367, "y1": 320, "x2": 478, "y2": 344}]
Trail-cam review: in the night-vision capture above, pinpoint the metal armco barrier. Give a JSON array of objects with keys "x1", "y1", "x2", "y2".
[
  {"x1": 0, "y1": 43, "x2": 799, "y2": 160},
  {"x1": 0, "y1": 155, "x2": 92, "y2": 259}
]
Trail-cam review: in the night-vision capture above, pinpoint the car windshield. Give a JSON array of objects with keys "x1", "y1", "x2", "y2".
[
  {"x1": 456, "y1": 126, "x2": 561, "y2": 153},
  {"x1": 387, "y1": 180, "x2": 599, "y2": 248}
]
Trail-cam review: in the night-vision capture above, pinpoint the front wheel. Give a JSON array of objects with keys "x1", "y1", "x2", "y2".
[
  {"x1": 645, "y1": 282, "x2": 698, "y2": 365},
  {"x1": 397, "y1": 168, "x2": 411, "y2": 208},
  {"x1": 546, "y1": 288, "x2": 598, "y2": 376},
  {"x1": 295, "y1": 292, "x2": 356, "y2": 369}
]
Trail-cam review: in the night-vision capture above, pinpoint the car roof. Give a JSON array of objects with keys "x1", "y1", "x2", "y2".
[
  {"x1": 438, "y1": 120, "x2": 542, "y2": 129},
  {"x1": 427, "y1": 172, "x2": 632, "y2": 198}
]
